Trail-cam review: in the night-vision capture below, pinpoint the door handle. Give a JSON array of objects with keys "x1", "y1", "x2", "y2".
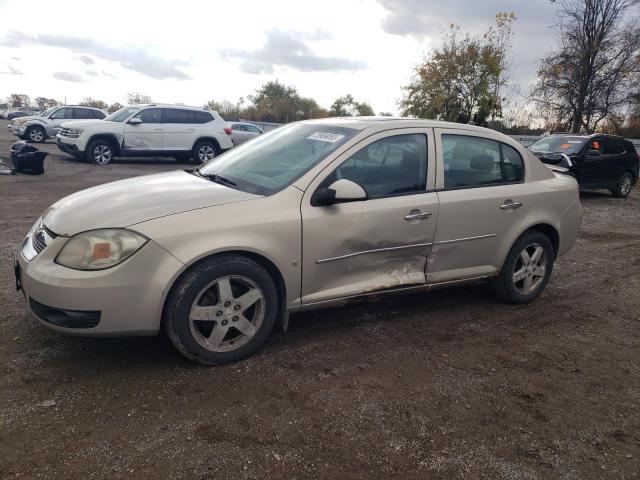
[
  {"x1": 500, "y1": 200, "x2": 522, "y2": 210},
  {"x1": 154, "y1": 128, "x2": 163, "y2": 132},
  {"x1": 187, "y1": 128, "x2": 195, "y2": 131},
  {"x1": 404, "y1": 211, "x2": 432, "y2": 221}
]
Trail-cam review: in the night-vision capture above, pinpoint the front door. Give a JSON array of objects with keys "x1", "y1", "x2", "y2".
[
  {"x1": 300, "y1": 128, "x2": 438, "y2": 306},
  {"x1": 428, "y1": 129, "x2": 527, "y2": 283},
  {"x1": 47, "y1": 107, "x2": 73, "y2": 135},
  {"x1": 122, "y1": 108, "x2": 163, "y2": 152}
]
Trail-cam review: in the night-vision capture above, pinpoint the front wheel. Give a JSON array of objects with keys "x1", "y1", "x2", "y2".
[
  {"x1": 86, "y1": 139, "x2": 114, "y2": 165},
  {"x1": 164, "y1": 255, "x2": 279, "y2": 364},
  {"x1": 611, "y1": 172, "x2": 633, "y2": 198},
  {"x1": 490, "y1": 231, "x2": 554, "y2": 304},
  {"x1": 26, "y1": 126, "x2": 46, "y2": 143}
]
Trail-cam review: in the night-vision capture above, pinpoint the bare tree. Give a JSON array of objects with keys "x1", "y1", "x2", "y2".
[
  {"x1": 126, "y1": 93, "x2": 152, "y2": 105},
  {"x1": 533, "y1": 0, "x2": 640, "y2": 133}
]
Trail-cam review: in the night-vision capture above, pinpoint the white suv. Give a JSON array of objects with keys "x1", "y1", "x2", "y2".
[{"x1": 56, "y1": 104, "x2": 233, "y2": 165}]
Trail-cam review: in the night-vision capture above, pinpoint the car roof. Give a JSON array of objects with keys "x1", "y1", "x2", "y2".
[
  {"x1": 133, "y1": 104, "x2": 212, "y2": 112},
  {"x1": 299, "y1": 116, "x2": 506, "y2": 134}
]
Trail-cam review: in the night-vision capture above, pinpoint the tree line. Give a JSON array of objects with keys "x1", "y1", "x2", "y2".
[{"x1": 4, "y1": 0, "x2": 638, "y2": 136}]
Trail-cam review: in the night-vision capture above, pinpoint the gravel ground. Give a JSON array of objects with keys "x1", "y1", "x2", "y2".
[{"x1": 0, "y1": 120, "x2": 639, "y2": 479}]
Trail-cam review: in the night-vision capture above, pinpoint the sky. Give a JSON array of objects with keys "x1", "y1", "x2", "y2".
[{"x1": 0, "y1": 0, "x2": 561, "y2": 114}]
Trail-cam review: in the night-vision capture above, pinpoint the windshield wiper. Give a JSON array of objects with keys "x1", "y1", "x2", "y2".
[{"x1": 194, "y1": 169, "x2": 237, "y2": 186}]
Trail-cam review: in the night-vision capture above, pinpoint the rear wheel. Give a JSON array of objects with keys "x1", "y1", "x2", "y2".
[
  {"x1": 86, "y1": 139, "x2": 114, "y2": 165},
  {"x1": 611, "y1": 172, "x2": 633, "y2": 198},
  {"x1": 192, "y1": 140, "x2": 218, "y2": 164},
  {"x1": 490, "y1": 231, "x2": 554, "y2": 304},
  {"x1": 26, "y1": 126, "x2": 46, "y2": 143},
  {"x1": 164, "y1": 255, "x2": 278, "y2": 364}
]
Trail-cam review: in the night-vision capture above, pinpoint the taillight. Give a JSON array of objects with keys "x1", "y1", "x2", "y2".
[{"x1": 224, "y1": 127, "x2": 232, "y2": 136}]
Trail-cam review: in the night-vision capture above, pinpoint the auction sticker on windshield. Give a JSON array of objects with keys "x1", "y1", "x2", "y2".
[{"x1": 307, "y1": 132, "x2": 345, "y2": 143}]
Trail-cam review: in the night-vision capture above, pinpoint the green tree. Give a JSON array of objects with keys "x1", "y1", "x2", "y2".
[
  {"x1": 329, "y1": 94, "x2": 375, "y2": 116},
  {"x1": 126, "y1": 93, "x2": 152, "y2": 105},
  {"x1": 400, "y1": 13, "x2": 515, "y2": 125},
  {"x1": 107, "y1": 102, "x2": 122, "y2": 114},
  {"x1": 79, "y1": 97, "x2": 108, "y2": 109}
]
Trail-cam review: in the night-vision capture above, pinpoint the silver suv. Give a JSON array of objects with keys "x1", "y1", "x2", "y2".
[{"x1": 8, "y1": 106, "x2": 106, "y2": 143}]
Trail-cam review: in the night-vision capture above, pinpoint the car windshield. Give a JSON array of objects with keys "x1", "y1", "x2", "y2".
[
  {"x1": 105, "y1": 107, "x2": 140, "y2": 122},
  {"x1": 40, "y1": 107, "x2": 56, "y2": 117},
  {"x1": 198, "y1": 123, "x2": 359, "y2": 195},
  {"x1": 529, "y1": 136, "x2": 587, "y2": 155}
]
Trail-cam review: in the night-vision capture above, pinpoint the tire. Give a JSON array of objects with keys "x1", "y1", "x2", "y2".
[
  {"x1": 86, "y1": 139, "x2": 115, "y2": 165},
  {"x1": 611, "y1": 172, "x2": 634, "y2": 198},
  {"x1": 26, "y1": 125, "x2": 46, "y2": 143},
  {"x1": 164, "y1": 254, "x2": 279, "y2": 365},
  {"x1": 192, "y1": 140, "x2": 218, "y2": 164},
  {"x1": 490, "y1": 231, "x2": 554, "y2": 304}
]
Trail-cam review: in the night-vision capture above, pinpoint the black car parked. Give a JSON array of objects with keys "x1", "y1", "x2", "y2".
[{"x1": 529, "y1": 133, "x2": 639, "y2": 198}]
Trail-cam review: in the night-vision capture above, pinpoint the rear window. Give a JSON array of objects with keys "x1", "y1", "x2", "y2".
[
  {"x1": 163, "y1": 108, "x2": 193, "y2": 123},
  {"x1": 529, "y1": 136, "x2": 587, "y2": 155},
  {"x1": 194, "y1": 111, "x2": 213, "y2": 123}
]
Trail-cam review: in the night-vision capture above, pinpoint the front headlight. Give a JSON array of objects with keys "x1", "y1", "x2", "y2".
[
  {"x1": 55, "y1": 229, "x2": 148, "y2": 271},
  {"x1": 69, "y1": 128, "x2": 85, "y2": 134}
]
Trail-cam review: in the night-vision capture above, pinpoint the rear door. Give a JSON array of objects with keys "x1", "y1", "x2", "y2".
[
  {"x1": 428, "y1": 129, "x2": 527, "y2": 283},
  {"x1": 122, "y1": 108, "x2": 163, "y2": 151},
  {"x1": 162, "y1": 108, "x2": 195, "y2": 151}
]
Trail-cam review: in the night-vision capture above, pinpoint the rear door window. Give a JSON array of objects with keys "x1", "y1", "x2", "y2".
[
  {"x1": 72, "y1": 108, "x2": 95, "y2": 119},
  {"x1": 194, "y1": 111, "x2": 213, "y2": 123},
  {"x1": 163, "y1": 108, "x2": 194, "y2": 123}
]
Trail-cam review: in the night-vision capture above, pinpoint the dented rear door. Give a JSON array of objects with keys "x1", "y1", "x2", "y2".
[{"x1": 300, "y1": 128, "x2": 438, "y2": 306}]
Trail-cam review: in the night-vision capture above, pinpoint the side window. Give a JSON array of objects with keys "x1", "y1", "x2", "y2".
[
  {"x1": 50, "y1": 108, "x2": 71, "y2": 120},
  {"x1": 331, "y1": 134, "x2": 428, "y2": 199},
  {"x1": 194, "y1": 111, "x2": 213, "y2": 123},
  {"x1": 233, "y1": 124, "x2": 245, "y2": 131},
  {"x1": 604, "y1": 139, "x2": 625, "y2": 155},
  {"x1": 134, "y1": 108, "x2": 161, "y2": 124},
  {"x1": 502, "y1": 144, "x2": 525, "y2": 182},
  {"x1": 93, "y1": 110, "x2": 106, "y2": 119},
  {"x1": 248, "y1": 125, "x2": 261, "y2": 133},
  {"x1": 72, "y1": 108, "x2": 94, "y2": 119},
  {"x1": 588, "y1": 139, "x2": 604, "y2": 153},
  {"x1": 442, "y1": 135, "x2": 502, "y2": 189},
  {"x1": 163, "y1": 108, "x2": 193, "y2": 123}
]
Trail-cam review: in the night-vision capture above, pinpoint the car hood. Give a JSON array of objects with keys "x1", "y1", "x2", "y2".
[
  {"x1": 42, "y1": 170, "x2": 262, "y2": 236},
  {"x1": 12, "y1": 115, "x2": 40, "y2": 125},
  {"x1": 59, "y1": 120, "x2": 105, "y2": 129}
]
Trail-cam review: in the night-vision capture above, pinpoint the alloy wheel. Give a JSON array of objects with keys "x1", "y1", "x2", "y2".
[
  {"x1": 198, "y1": 145, "x2": 216, "y2": 162},
  {"x1": 188, "y1": 275, "x2": 265, "y2": 352},
  {"x1": 620, "y1": 175, "x2": 632, "y2": 196},
  {"x1": 29, "y1": 128, "x2": 44, "y2": 142},
  {"x1": 93, "y1": 145, "x2": 112, "y2": 164},
  {"x1": 512, "y1": 243, "x2": 547, "y2": 296}
]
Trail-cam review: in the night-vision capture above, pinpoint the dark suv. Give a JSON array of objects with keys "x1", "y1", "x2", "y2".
[{"x1": 528, "y1": 133, "x2": 639, "y2": 198}]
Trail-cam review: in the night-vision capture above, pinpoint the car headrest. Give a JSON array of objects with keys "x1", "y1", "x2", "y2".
[{"x1": 470, "y1": 154, "x2": 494, "y2": 172}]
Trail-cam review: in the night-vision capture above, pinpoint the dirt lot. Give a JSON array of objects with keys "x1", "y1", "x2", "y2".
[{"x1": 0, "y1": 120, "x2": 639, "y2": 479}]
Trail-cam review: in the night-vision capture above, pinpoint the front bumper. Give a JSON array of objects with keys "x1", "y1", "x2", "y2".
[
  {"x1": 16, "y1": 232, "x2": 185, "y2": 336},
  {"x1": 8, "y1": 124, "x2": 25, "y2": 136},
  {"x1": 56, "y1": 135, "x2": 82, "y2": 157}
]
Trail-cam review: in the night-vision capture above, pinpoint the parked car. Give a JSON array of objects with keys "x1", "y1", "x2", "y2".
[
  {"x1": 15, "y1": 118, "x2": 580, "y2": 364},
  {"x1": 7, "y1": 111, "x2": 30, "y2": 120},
  {"x1": 8, "y1": 106, "x2": 106, "y2": 143},
  {"x1": 56, "y1": 104, "x2": 233, "y2": 164},
  {"x1": 229, "y1": 121, "x2": 263, "y2": 145},
  {"x1": 528, "y1": 133, "x2": 639, "y2": 198}
]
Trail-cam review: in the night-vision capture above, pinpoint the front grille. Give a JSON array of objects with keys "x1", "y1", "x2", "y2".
[
  {"x1": 59, "y1": 127, "x2": 78, "y2": 138},
  {"x1": 30, "y1": 298, "x2": 101, "y2": 328}
]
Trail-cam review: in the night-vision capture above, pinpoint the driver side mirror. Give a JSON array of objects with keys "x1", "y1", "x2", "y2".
[
  {"x1": 129, "y1": 117, "x2": 142, "y2": 125},
  {"x1": 313, "y1": 179, "x2": 368, "y2": 206}
]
